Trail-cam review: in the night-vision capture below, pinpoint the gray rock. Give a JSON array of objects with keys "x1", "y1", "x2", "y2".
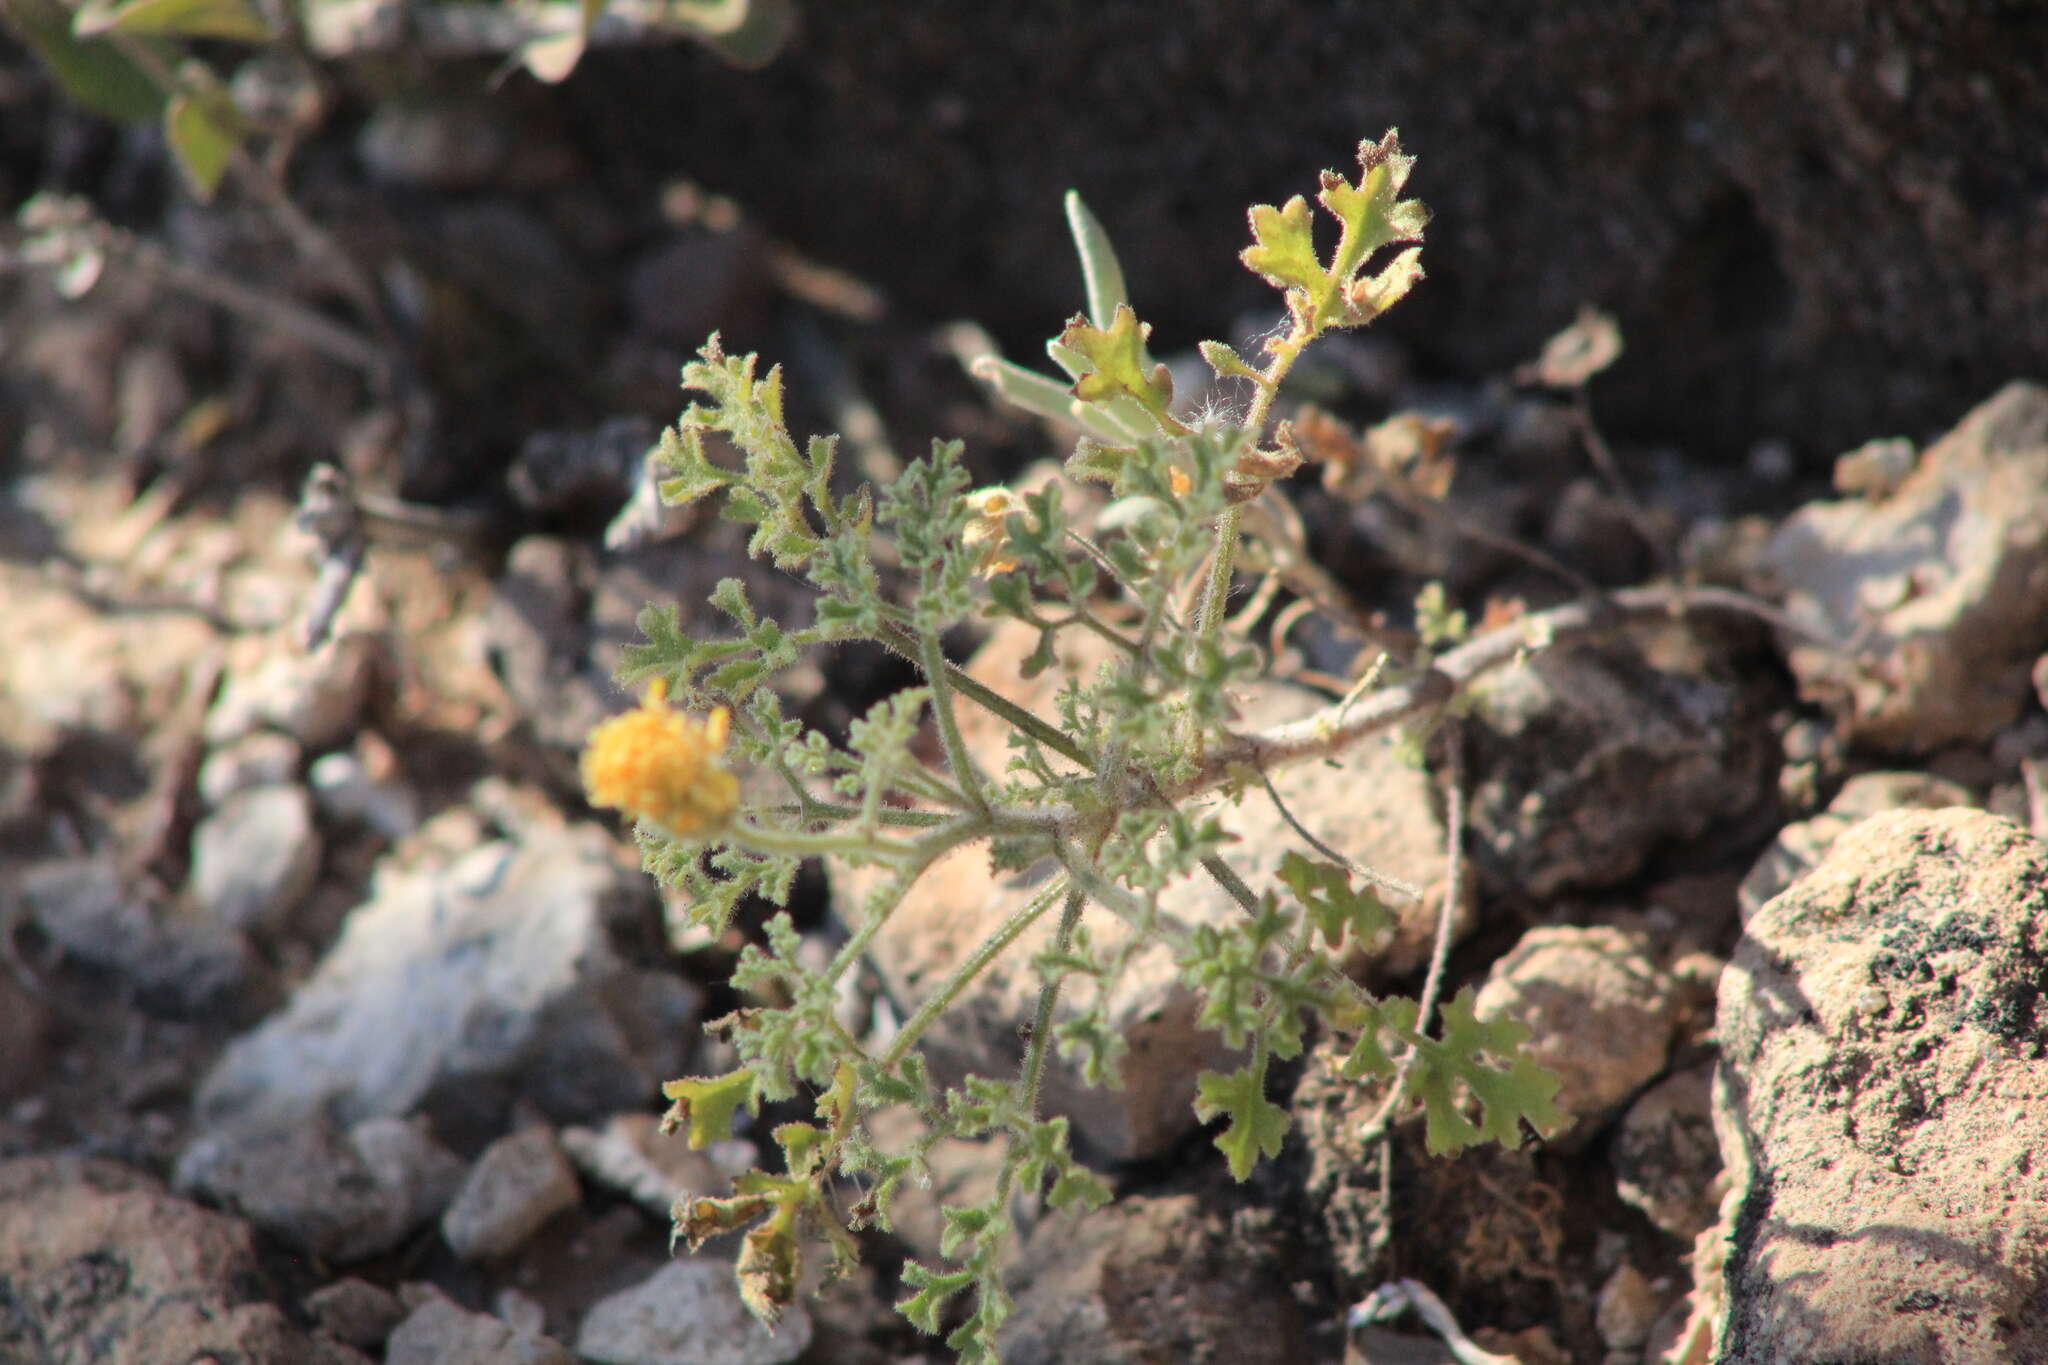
[
  {"x1": 194, "y1": 824, "x2": 684, "y2": 1140},
  {"x1": 0, "y1": 970, "x2": 51, "y2": 1101},
  {"x1": 1462, "y1": 640, "x2": 1776, "y2": 900},
  {"x1": 21, "y1": 858, "x2": 255, "y2": 1018},
  {"x1": 1762, "y1": 382, "x2": 2048, "y2": 751},
  {"x1": 308, "y1": 750, "x2": 420, "y2": 839},
  {"x1": 1609, "y1": 1064, "x2": 1720, "y2": 1241},
  {"x1": 0, "y1": 1155, "x2": 340, "y2": 1363},
  {"x1": 1473, "y1": 924, "x2": 1680, "y2": 1150},
  {"x1": 1712, "y1": 808, "x2": 2048, "y2": 1363},
  {"x1": 1002, "y1": 1194, "x2": 1309, "y2": 1365},
  {"x1": 305, "y1": 1277, "x2": 405, "y2": 1350},
  {"x1": 356, "y1": 101, "x2": 511, "y2": 190},
  {"x1": 173, "y1": 1115, "x2": 462, "y2": 1263},
  {"x1": 385, "y1": 1290, "x2": 577, "y2": 1365},
  {"x1": 442, "y1": 1126, "x2": 582, "y2": 1261},
  {"x1": 189, "y1": 783, "x2": 322, "y2": 933},
  {"x1": 575, "y1": 1259, "x2": 812, "y2": 1365},
  {"x1": 204, "y1": 632, "x2": 382, "y2": 751},
  {"x1": 197, "y1": 731, "x2": 302, "y2": 808}
]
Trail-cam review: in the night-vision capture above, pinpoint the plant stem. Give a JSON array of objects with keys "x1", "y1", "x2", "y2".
[
  {"x1": 878, "y1": 621, "x2": 1097, "y2": 771},
  {"x1": 880, "y1": 876, "x2": 1072, "y2": 1070},
  {"x1": 919, "y1": 628, "x2": 991, "y2": 814},
  {"x1": 1020, "y1": 888, "x2": 1088, "y2": 1120}
]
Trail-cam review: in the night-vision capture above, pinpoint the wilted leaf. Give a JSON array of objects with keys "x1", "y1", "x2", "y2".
[{"x1": 1521, "y1": 305, "x2": 1623, "y2": 388}]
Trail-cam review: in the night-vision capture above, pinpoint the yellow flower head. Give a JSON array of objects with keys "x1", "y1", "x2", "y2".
[
  {"x1": 960, "y1": 485, "x2": 1034, "y2": 576},
  {"x1": 581, "y1": 680, "x2": 738, "y2": 837}
]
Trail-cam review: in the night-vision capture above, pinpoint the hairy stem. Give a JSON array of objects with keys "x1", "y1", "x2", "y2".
[
  {"x1": 1020, "y1": 888, "x2": 1088, "y2": 1119},
  {"x1": 880, "y1": 875, "x2": 1072, "y2": 1070}
]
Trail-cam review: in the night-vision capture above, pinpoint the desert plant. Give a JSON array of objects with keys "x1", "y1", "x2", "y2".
[{"x1": 590, "y1": 132, "x2": 1572, "y2": 1360}]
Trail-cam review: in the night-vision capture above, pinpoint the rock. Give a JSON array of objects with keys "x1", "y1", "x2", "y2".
[
  {"x1": 843, "y1": 619, "x2": 1468, "y2": 1162},
  {"x1": 1762, "y1": 383, "x2": 2048, "y2": 751},
  {"x1": 1001, "y1": 1193, "x2": 1310, "y2": 1365},
  {"x1": 1737, "y1": 770, "x2": 1975, "y2": 922},
  {"x1": 562, "y1": 6, "x2": 2046, "y2": 458},
  {"x1": 385, "y1": 1289, "x2": 577, "y2": 1365},
  {"x1": 305, "y1": 1277, "x2": 406, "y2": 1350},
  {"x1": 1461, "y1": 640, "x2": 1777, "y2": 900},
  {"x1": 511, "y1": 416, "x2": 656, "y2": 520},
  {"x1": 194, "y1": 823, "x2": 685, "y2": 1143},
  {"x1": 483, "y1": 536, "x2": 609, "y2": 752},
  {"x1": 188, "y1": 782, "x2": 322, "y2": 933},
  {"x1": 623, "y1": 228, "x2": 764, "y2": 347},
  {"x1": 0, "y1": 972, "x2": 51, "y2": 1101},
  {"x1": 1713, "y1": 808, "x2": 2048, "y2": 1363},
  {"x1": 204, "y1": 631, "x2": 383, "y2": 752},
  {"x1": 1594, "y1": 1262, "x2": 1660, "y2": 1353},
  {"x1": 309, "y1": 748, "x2": 421, "y2": 840},
  {"x1": 0, "y1": 1155, "x2": 337, "y2": 1363},
  {"x1": 21, "y1": 858, "x2": 256, "y2": 1018},
  {"x1": 559, "y1": 1113, "x2": 750, "y2": 1220},
  {"x1": 1473, "y1": 925, "x2": 1680, "y2": 1149},
  {"x1": 356, "y1": 101, "x2": 512, "y2": 190},
  {"x1": 575, "y1": 1258, "x2": 812, "y2": 1365},
  {"x1": 442, "y1": 1126, "x2": 582, "y2": 1261},
  {"x1": 1608, "y1": 1064, "x2": 1720, "y2": 1241},
  {"x1": 174, "y1": 1114, "x2": 462, "y2": 1263},
  {"x1": 197, "y1": 730, "x2": 303, "y2": 807}
]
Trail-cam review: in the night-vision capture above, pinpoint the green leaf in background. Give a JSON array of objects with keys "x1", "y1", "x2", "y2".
[
  {"x1": 75, "y1": 0, "x2": 272, "y2": 42},
  {"x1": 163, "y1": 76, "x2": 240, "y2": 202},
  {"x1": 672, "y1": 0, "x2": 796, "y2": 69},
  {"x1": 4, "y1": 0, "x2": 166, "y2": 123}
]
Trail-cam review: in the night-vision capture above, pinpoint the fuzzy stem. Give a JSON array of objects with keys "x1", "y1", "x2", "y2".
[
  {"x1": 880, "y1": 876, "x2": 1072, "y2": 1070},
  {"x1": 1020, "y1": 887, "x2": 1088, "y2": 1120},
  {"x1": 919, "y1": 628, "x2": 991, "y2": 814}
]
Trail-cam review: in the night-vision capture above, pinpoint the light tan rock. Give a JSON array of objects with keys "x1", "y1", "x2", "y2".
[
  {"x1": 1713, "y1": 807, "x2": 2048, "y2": 1363},
  {"x1": 1762, "y1": 382, "x2": 2048, "y2": 750}
]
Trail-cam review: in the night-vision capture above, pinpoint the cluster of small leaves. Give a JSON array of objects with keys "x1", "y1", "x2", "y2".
[{"x1": 612, "y1": 134, "x2": 1564, "y2": 1364}]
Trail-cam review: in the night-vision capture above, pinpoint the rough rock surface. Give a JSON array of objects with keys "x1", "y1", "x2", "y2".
[
  {"x1": 188, "y1": 782, "x2": 322, "y2": 933},
  {"x1": 567, "y1": 4, "x2": 2048, "y2": 457},
  {"x1": 441, "y1": 1125, "x2": 583, "y2": 1261},
  {"x1": 0, "y1": 1155, "x2": 343, "y2": 1364},
  {"x1": 1474, "y1": 924, "x2": 1680, "y2": 1150},
  {"x1": 845, "y1": 619, "x2": 1467, "y2": 1161},
  {"x1": 1461, "y1": 641, "x2": 1777, "y2": 901},
  {"x1": 21, "y1": 858, "x2": 258, "y2": 1017},
  {"x1": 194, "y1": 822, "x2": 690, "y2": 1142},
  {"x1": 1608, "y1": 1064, "x2": 1721, "y2": 1242},
  {"x1": 575, "y1": 1258, "x2": 812, "y2": 1365},
  {"x1": 1737, "y1": 770, "x2": 1974, "y2": 922},
  {"x1": 1713, "y1": 808, "x2": 2048, "y2": 1363},
  {"x1": 1001, "y1": 1193, "x2": 1310, "y2": 1365},
  {"x1": 1763, "y1": 383, "x2": 2048, "y2": 751},
  {"x1": 384, "y1": 1289, "x2": 578, "y2": 1365},
  {"x1": 174, "y1": 1114, "x2": 463, "y2": 1263}
]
